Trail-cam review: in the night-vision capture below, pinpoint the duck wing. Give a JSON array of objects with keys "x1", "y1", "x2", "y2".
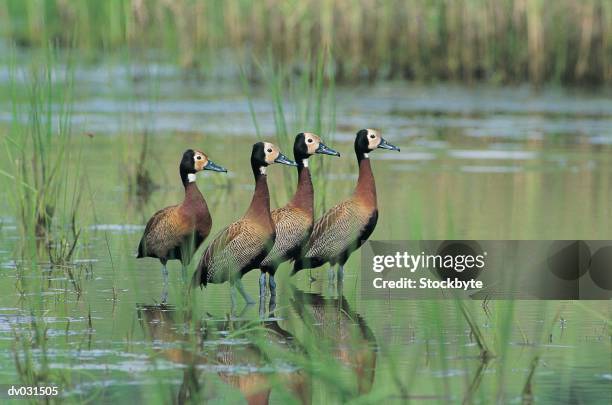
[
  {"x1": 295, "y1": 200, "x2": 366, "y2": 270},
  {"x1": 137, "y1": 205, "x2": 187, "y2": 259},
  {"x1": 193, "y1": 220, "x2": 271, "y2": 286},
  {"x1": 261, "y1": 207, "x2": 311, "y2": 267}
]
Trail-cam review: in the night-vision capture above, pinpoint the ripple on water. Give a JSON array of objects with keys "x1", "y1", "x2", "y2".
[
  {"x1": 460, "y1": 165, "x2": 522, "y2": 173},
  {"x1": 449, "y1": 150, "x2": 537, "y2": 160},
  {"x1": 89, "y1": 224, "x2": 145, "y2": 234}
]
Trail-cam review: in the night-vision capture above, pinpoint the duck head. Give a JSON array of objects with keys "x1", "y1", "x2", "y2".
[
  {"x1": 180, "y1": 149, "x2": 227, "y2": 185},
  {"x1": 252, "y1": 142, "x2": 297, "y2": 175},
  {"x1": 294, "y1": 132, "x2": 340, "y2": 167},
  {"x1": 354, "y1": 129, "x2": 400, "y2": 160}
]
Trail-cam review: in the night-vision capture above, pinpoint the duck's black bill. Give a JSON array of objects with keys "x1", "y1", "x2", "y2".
[
  {"x1": 316, "y1": 142, "x2": 341, "y2": 157},
  {"x1": 378, "y1": 138, "x2": 400, "y2": 152},
  {"x1": 205, "y1": 160, "x2": 228, "y2": 172},
  {"x1": 275, "y1": 153, "x2": 298, "y2": 166}
]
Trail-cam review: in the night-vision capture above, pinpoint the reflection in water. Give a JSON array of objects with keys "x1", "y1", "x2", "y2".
[
  {"x1": 137, "y1": 303, "x2": 310, "y2": 404},
  {"x1": 289, "y1": 286, "x2": 378, "y2": 396}
]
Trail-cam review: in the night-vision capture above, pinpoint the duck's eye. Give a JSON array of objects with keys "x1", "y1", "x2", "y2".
[
  {"x1": 307, "y1": 138, "x2": 313, "y2": 143},
  {"x1": 196, "y1": 156, "x2": 202, "y2": 160},
  {"x1": 267, "y1": 148, "x2": 273, "y2": 153}
]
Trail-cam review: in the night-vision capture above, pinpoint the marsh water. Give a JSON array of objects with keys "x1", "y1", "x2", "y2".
[{"x1": 0, "y1": 62, "x2": 611, "y2": 403}]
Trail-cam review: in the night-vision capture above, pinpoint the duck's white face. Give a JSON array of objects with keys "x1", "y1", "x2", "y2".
[
  {"x1": 263, "y1": 142, "x2": 282, "y2": 165},
  {"x1": 303, "y1": 132, "x2": 322, "y2": 155},
  {"x1": 366, "y1": 129, "x2": 382, "y2": 150},
  {"x1": 193, "y1": 150, "x2": 209, "y2": 172}
]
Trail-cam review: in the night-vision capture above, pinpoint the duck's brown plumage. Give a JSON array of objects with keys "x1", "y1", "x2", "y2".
[
  {"x1": 260, "y1": 165, "x2": 313, "y2": 272},
  {"x1": 137, "y1": 178, "x2": 211, "y2": 265},
  {"x1": 293, "y1": 157, "x2": 378, "y2": 272},
  {"x1": 193, "y1": 165, "x2": 275, "y2": 286}
]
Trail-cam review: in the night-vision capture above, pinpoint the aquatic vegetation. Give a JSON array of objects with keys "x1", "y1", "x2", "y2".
[
  {"x1": 1, "y1": 47, "x2": 83, "y2": 267},
  {"x1": 1, "y1": 0, "x2": 610, "y2": 85}
]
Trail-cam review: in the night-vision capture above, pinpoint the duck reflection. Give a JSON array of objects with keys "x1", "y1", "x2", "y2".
[
  {"x1": 137, "y1": 303, "x2": 310, "y2": 405},
  {"x1": 289, "y1": 287, "x2": 378, "y2": 395}
]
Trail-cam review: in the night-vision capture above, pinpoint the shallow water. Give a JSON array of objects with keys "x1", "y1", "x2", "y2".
[{"x1": 0, "y1": 62, "x2": 610, "y2": 403}]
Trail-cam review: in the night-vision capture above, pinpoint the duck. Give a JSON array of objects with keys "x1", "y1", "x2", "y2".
[
  {"x1": 192, "y1": 142, "x2": 297, "y2": 305},
  {"x1": 137, "y1": 149, "x2": 226, "y2": 302},
  {"x1": 258, "y1": 132, "x2": 339, "y2": 297},
  {"x1": 292, "y1": 129, "x2": 399, "y2": 282}
]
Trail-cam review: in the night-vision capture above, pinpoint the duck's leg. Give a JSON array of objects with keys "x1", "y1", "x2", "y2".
[
  {"x1": 230, "y1": 283, "x2": 238, "y2": 312},
  {"x1": 337, "y1": 264, "x2": 344, "y2": 283},
  {"x1": 268, "y1": 293, "x2": 277, "y2": 313},
  {"x1": 161, "y1": 262, "x2": 169, "y2": 304},
  {"x1": 337, "y1": 264, "x2": 345, "y2": 294},
  {"x1": 259, "y1": 272, "x2": 267, "y2": 297},
  {"x1": 236, "y1": 278, "x2": 255, "y2": 305},
  {"x1": 269, "y1": 273, "x2": 277, "y2": 296},
  {"x1": 327, "y1": 265, "x2": 336, "y2": 283},
  {"x1": 259, "y1": 293, "x2": 266, "y2": 318}
]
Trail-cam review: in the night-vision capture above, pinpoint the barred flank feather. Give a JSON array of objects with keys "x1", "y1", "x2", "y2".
[
  {"x1": 293, "y1": 200, "x2": 377, "y2": 273},
  {"x1": 260, "y1": 207, "x2": 312, "y2": 270},
  {"x1": 193, "y1": 219, "x2": 274, "y2": 286}
]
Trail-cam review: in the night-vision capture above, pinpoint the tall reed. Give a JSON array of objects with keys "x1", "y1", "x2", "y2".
[
  {"x1": 1, "y1": 45, "x2": 82, "y2": 263},
  {"x1": 1, "y1": 0, "x2": 609, "y2": 85},
  {"x1": 243, "y1": 49, "x2": 336, "y2": 212}
]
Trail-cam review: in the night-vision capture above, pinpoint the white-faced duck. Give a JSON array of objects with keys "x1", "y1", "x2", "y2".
[
  {"x1": 292, "y1": 129, "x2": 399, "y2": 283},
  {"x1": 192, "y1": 142, "x2": 297, "y2": 305},
  {"x1": 258, "y1": 132, "x2": 339, "y2": 297},
  {"x1": 137, "y1": 149, "x2": 227, "y2": 302}
]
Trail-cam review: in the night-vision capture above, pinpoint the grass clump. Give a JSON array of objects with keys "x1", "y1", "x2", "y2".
[{"x1": 1, "y1": 46, "x2": 82, "y2": 265}]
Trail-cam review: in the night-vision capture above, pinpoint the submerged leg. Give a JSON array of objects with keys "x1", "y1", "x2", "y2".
[
  {"x1": 235, "y1": 278, "x2": 255, "y2": 305},
  {"x1": 259, "y1": 272, "x2": 267, "y2": 297},
  {"x1": 161, "y1": 263, "x2": 169, "y2": 304},
  {"x1": 269, "y1": 274, "x2": 277, "y2": 296}
]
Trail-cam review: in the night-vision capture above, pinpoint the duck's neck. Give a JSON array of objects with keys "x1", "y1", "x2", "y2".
[
  {"x1": 246, "y1": 167, "x2": 271, "y2": 221},
  {"x1": 288, "y1": 161, "x2": 314, "y2": 215},
  {"x1": 183, "y1": 180, "x2": 204, "y2": 202},
  {"x1": 182, "y1": 175, "x2": 207, "y2": 212},
  {"x1": 354, "y1": 154, "x2": 377, "y2": 208}
]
